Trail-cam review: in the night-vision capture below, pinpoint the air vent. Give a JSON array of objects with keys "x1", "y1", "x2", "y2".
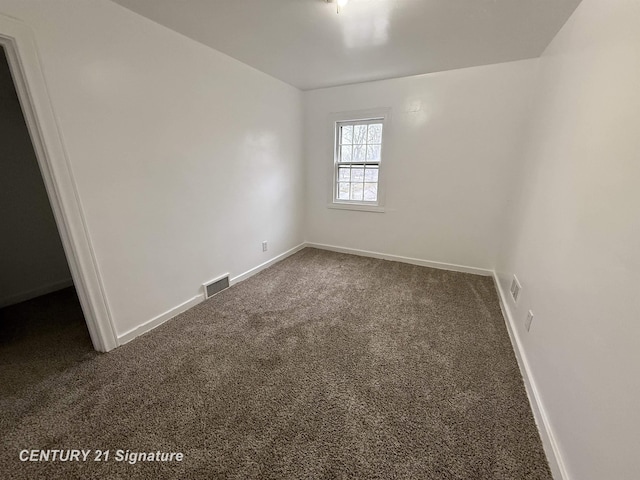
[
  {"x1": 510, "y1": 275, "x2": 522, "y2": 303},
  {"x1": 204, "y1": 274, "x2": 229, "y2": 299}
]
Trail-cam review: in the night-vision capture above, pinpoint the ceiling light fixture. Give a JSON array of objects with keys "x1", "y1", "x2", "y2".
[{"x1": 327, "y1": 0, "x2": 349, "y2": 14}]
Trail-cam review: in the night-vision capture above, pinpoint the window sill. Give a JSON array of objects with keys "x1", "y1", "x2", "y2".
[{"x1": 327, "y1": 202, "x2": 386, "y2": 213}]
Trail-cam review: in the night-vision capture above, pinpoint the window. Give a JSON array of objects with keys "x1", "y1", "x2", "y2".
[{"x1": 333, "y1": 118, "x2": 385, "y2": 207}]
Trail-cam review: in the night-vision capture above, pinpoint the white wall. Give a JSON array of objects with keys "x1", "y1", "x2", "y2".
[
  {"x1": 3, "y1": 3, "x2": 637, "y2": 477},
  {"x1": 304, "y1": 60, "x2": 537, "y2": 269},
  {"x1": 0, "y1": 0, "x2": 304, "y2": 339},
  {"x1": 496, "y1": 0, "x2": 640, "y2": 478},
  {"x1": 0, "y1": 47, "x2": 71, "y2": 307}
]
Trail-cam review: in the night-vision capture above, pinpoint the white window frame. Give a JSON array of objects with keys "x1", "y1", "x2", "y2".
[{"x1": 328, "y1": 108, "x2": 390, "y2": 213}]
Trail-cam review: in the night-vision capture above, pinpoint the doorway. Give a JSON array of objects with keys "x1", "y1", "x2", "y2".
[
  {"x1": 0, "y1": 17, "x2": 116, "y2": 352},
  {"x1": 0, "y1": 45, "x2": 95, "y2": 367}
]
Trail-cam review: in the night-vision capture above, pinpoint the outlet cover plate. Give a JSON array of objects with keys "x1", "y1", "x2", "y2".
[
  {"x1": 510, "y1": 275, "x2": 522, "y2": 303},
  {"x1": 525, "y1": 310, "x2": 534, "y2": 332}
]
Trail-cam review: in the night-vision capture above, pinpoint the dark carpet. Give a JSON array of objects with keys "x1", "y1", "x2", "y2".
[
  {"x1": 0, "y1": 248, "x2": 551, "y2": 479},
  {"x1": 0, "y1": 287, "x2": 94, "y2": 398}
]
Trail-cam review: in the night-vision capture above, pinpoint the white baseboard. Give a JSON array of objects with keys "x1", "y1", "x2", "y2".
[
  {"x1": 117, "y1": 293, "x2": 205, "y2": 346},
  {"x1": 230, "y1": 243, "x2": 306, "y2": 285},
  {"x1": 492, "y1": 272, "x2": 569, "y2": 480},
  {"x1": 110, "y1": 243, "x2": 566, "y2": 479},
  {"x1": 305, "y1": 242, "x2": 493, "y2": 276},
  {"x1": 0, "y1": 278, "x2": 74, "y2": 308},
  {"x1": 117, "y1": 243, "x2": 306, "y2": 346}
]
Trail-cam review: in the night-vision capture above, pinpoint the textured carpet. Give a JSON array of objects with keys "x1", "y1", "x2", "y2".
[
  {"x1": 0, "y1": 248, "x2": 551, "y2": 479},
  {"x1": 0, "y1": 287, "x2": 94, "y2": 398}
]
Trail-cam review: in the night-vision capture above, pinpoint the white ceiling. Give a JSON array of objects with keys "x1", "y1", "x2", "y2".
[{"x1": 112, "y1": 0, "x2": 582, "y2": 90}]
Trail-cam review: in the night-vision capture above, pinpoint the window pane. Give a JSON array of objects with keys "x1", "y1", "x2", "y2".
[
  {"x1": 353, "y1": 124, "x2": 367, "y2": 144},
  {"x1": 340, "y1": 145, "x2": 352, "y2": 162},
  {"x1": 367, "y1": 123, "x2": 383, "y2": 144},
  {"x1": 350, "y1": 182, "x2": 364, "y2": 201},
  {"x1": 351, "y1": 167, "x2": 364, "y2": 182},
  {"x1": 337, "y1": 182, "x2": 350, "y2": 200},
  {"x1": 335, "y1": 120, "x2": 384, "y2": 205},
  {"x1": 364, "y1": 183, "x2": 378, "y2": 201},
  {"x1": 353, "y1": 144, "x2": 365, "y2": 162},
  {"x1": 341, "y1": 125, "x2": 353, "y2": 145},
  {"x1": 364, "y1": 167, "x2": 378, "y2": 182},
  {"x1": 366, "y1": 144, "x2": 381, "y2": 161}
]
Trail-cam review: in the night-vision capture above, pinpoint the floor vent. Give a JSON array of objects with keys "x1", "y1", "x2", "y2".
[
  {"x1": 510, "y1": 275, "x2": 522, "y2": 303},
  {"x1": 204, "y1": 274, "x2": 230, "y2": 299}
]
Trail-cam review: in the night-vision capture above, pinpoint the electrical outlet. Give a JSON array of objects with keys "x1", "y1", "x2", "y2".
[
  {"x1": 262, "y1": 241, "x2": 268, "y2": 252},
  {"x1": 510, "y1": 275, "x2": 522, "y2": 303},
  {"x1": 525, "y1": 310, "x2": 534, "y2": 332}
]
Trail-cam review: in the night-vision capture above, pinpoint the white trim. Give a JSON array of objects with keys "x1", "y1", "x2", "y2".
[
  {"x1": 0, "y1": 16, "x2": 117, "y2": 352},
  {"x1": 116, "y1": 242, "x2": 487, "y2": 347},
  {"x1": 327, "y1": 107, "x2": 391, "y2": 209},
  {"x1": 327, "y1": 202, "x2": 386, "y2": 213},
  {"x1": 116, "y1": 243, "x2": 305, "y2": 346},
  {"x1": 0, "y1": 278, "x2": 74, "y2": 308},
  {"x1": 492, "y1": 272, "x2": 569, "y2": 480},
  {"x1": 230, "y1": 243, "x2": 306, "y2": 285},
  {"x1": 305, "y1": 242, "x2": 492, "y2": 276},
  {"x1": 117, "y1": 294, "x2": 205, "y2": 346}
]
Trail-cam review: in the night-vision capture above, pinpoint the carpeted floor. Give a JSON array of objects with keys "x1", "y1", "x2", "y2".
[
  {"x1": 0, "y1": 248, "x2": 551, "y2": 479},
  {"x1": 0, "y1": 287, "x2": 94, "y2": 398}
]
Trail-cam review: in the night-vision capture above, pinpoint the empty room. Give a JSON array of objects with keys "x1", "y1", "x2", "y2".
[{"x1": 0, "y1": 1, "x2": 638, "y2": 479}]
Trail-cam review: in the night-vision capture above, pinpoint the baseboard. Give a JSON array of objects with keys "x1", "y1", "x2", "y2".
[
  {"x1": 305, "y1": 242, "x2": 493, "y2": 276},
  {"x1": 117, "y1": 293, "x2": 205, "y2": 346},
  {"x1": 110, "y1": 243, "x2": 567, "y2": 480},
  {"x1": 117, "y1": 243, "x2": 306, "y2": 346},
  {"x1": 0, "y1": 278, "x2": 74, "y2": 308},
  {"x1": 492, "y1": 272, "x2": 569, "y2": 480},
  {"x1": 230, "y1": 243, "x2": 306, "y2": 285}
]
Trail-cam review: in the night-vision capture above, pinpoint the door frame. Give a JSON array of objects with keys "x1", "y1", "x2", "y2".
[{"x1": 0, "y1": 15, "x2": 117, "y2": 352}]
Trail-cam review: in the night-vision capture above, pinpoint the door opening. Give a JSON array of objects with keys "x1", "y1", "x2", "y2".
[
  {"x1": 0, "y1": 45, "x2": 94, "y2": 360},
  {"x1": 0, "y1": 17, "x2": 116, "y2": 352}
]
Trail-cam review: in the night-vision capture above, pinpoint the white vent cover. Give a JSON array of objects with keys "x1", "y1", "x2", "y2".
[
  {"x1": 510, "y1": 275, "x2": 522, "y2": 303},
  {"x1": 204, "y1": 274, "x2": 230, "y2": 299}
]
